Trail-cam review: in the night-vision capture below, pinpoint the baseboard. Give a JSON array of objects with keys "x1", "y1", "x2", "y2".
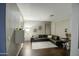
[{"x1": 16, "y1": 43, "x2": 23, "y2": 56}]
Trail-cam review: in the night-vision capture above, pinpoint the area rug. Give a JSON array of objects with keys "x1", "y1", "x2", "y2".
[{"x1": 32, "y1": 41, "x2": 57, "y2": 49}]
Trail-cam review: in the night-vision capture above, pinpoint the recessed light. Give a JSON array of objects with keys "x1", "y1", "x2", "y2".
[{"x1": 50, "y1": 14, "x2": 54, "y2": 17}]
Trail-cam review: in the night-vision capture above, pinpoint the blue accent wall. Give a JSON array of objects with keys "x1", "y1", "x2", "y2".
[{"x1": 0, "y1": 3, "x2": 6, "y2": 56}]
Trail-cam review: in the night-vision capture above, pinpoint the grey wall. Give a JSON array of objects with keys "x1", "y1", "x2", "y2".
[
  {"x1": 45, "y1": 22, "x2": 51, "y2": 34},
  {"x1": 24, "y1": 21, "x2": 51, "y2": 41},
  {"x1": 6, "y1": 4, "x2": 24, "y2": 56},
  {"x1": 70, "y1": 4, "x2": 79, "y2": 56}
]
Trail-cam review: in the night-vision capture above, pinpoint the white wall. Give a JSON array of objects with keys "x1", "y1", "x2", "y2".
[
  {"x1": 70, "y1": 4, "x2": 79, "y2": 56},
  {"x1": 24, "y1": 21, "x2": 51, "y2": 41},
  {"x1": 56, "y1": 19, "x2": 70, "y2": 38},
  {"x1": 6, "y1": 4, "x2": 24, "y2": 55},
  {"x1": 51, "y1": 19, "x2": 71, "y2": 38}
]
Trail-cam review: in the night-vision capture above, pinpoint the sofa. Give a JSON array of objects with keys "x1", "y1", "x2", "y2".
[
  {"x1": 31, "y1": 34, "x2": 49, "y2": 42},
  {"x1": 31, "y1": 34, "x2": 64, "y2": 47}
]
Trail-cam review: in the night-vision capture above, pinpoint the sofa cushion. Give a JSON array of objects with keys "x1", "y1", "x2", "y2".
[{"x1": 39, "y1": 35, "x2": 48, "y2": 38}]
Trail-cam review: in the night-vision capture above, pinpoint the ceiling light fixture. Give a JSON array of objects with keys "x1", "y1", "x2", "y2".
[{"x1": 50, "y1": 14, "x2": 54, "y2": 17}]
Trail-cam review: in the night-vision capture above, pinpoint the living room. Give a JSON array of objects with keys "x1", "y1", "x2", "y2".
[
  {"x1": 22, "y1": 17, "x2": 71, "y2": 56},
  {"x1": 17, "y1": 3, "x2": 72, "y2": 56},
  {"x1": 1, "y1": 1, "x2": 79, "y2": 59},
  {"x1": 5, "y1": 3, "x2": 76, "y2": 56}
]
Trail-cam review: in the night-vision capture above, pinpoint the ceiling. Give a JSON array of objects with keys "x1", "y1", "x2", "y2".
[{"x1": 17, "y1": 3, "x2": 72, "y2": 21}]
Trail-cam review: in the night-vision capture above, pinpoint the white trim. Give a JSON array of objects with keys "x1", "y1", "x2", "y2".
[{"x1": 16, "y1": 43, "x2": 24, "y2": 56}]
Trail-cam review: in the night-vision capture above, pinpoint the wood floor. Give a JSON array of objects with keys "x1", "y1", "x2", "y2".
[
  {"x1": 19, "y1": 41, "x2": 68, "y2": 56},
  {"x1": 31, "y1": 48, "x2": 67, "y2": 56}
]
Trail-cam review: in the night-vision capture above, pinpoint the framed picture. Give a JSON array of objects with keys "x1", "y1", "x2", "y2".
[
  {"x1": 38, "y1": 26, "x2": 42, "y2": 30},
  {"x1": 33, "y1": 28, "x2": 37, "y2": 32}
]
